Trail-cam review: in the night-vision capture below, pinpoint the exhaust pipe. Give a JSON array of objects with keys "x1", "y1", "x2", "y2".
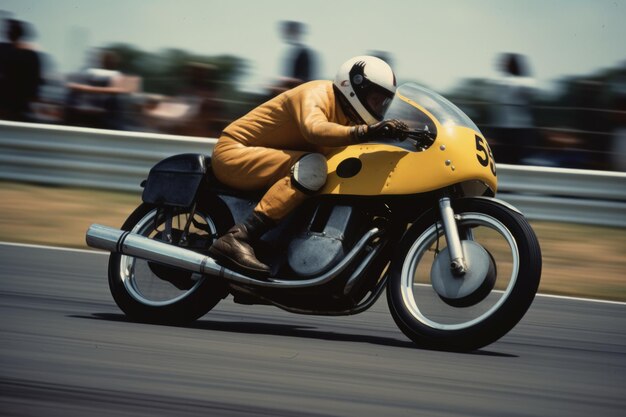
[
  {"x1": 86, "y1": 224, "x2": 223, "y2": 276},
  {"x1": 86, "y1": 224, "x2": 382, "y2": 289}
]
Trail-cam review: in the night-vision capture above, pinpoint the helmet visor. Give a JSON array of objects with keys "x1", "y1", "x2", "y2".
[
  {"x1": 364, "y1": 86, "x2": 395, "y2": 120},
  {"x1": 354, "y1": 82, "x2": 395, "y2": 121}
]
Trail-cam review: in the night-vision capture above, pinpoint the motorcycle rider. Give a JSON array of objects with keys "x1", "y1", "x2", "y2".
[{"x1": 208, "y1": 55, "x2": 409, "y2": 275}]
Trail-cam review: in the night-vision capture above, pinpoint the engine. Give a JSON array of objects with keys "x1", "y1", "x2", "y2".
[{"x1": 287, "y1": 204, "x2": 365, "y2": 277}]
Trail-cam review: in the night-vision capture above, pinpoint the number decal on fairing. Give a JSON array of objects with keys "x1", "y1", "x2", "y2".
[{"x1": 475, "y1": 135, "x2": 497, "y2": 176}]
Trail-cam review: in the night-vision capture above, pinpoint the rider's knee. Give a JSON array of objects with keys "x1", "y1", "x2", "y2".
[{"x1": 291, "y1": 153, "x2": 328, "y2": 193}]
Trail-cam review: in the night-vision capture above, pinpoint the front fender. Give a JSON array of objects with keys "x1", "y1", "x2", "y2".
[
  {"x1": 397, "y1": 196, "x2": 525, "y2": 250},
  {"x1": 461, "y1": 196, "x2": 524, "y2": 216}
]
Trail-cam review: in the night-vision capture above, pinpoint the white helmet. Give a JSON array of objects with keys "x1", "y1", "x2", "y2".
[{"x1": 333, "y1": 55, "x2": 397, "y2": 125}]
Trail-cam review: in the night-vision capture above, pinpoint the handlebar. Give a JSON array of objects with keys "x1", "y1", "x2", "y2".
[{"x1": 405, "y1": 128, "x2": 436, "y2": 151}]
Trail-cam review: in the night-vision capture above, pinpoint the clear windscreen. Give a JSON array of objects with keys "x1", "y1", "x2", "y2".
[
  {"x1": 381, "y1": 83, "x2": 482, "y2": 151},
  {"x1": 386, "y1": 83, "x2": 481, "y2": 132}
]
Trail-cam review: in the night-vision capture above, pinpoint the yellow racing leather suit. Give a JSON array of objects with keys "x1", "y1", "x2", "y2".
[{"x1": 212, "y1": 80, "x2": 356, "y2": 220}]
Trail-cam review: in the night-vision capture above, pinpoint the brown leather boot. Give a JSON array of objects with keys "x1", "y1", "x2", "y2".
[{"x1": 208, "y1": 212, "x2": 273, "y2": 276}]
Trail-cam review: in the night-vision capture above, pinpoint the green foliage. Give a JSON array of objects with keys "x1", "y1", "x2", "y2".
[{"x1": 103, "y1": 43, "x2": 248, "y2": 96}]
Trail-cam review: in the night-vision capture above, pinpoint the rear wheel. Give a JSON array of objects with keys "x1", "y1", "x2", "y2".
[
  {"x1": 387, "y1": 198, "x2": 541, "y2": 351},
  {"x1": 108, "y1": 200, "x2": 231, "y2": 324}
]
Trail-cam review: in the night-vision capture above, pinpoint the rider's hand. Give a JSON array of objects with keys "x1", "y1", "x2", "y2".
[{"x1": 353, "y1": 119, "x2": 410, "y2": 143}]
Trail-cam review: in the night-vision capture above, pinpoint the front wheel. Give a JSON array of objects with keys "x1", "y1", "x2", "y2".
[
  {"x1": 387, "y1": 198, "x2": 542, "y2": 351},
  {"x1": 108, "y1": 200, "x2": 231, "y2": 324}
]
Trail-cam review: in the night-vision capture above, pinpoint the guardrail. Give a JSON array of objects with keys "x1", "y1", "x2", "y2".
[{"x1": 1, "y1": 120, "x2": 625, "y2": 227}]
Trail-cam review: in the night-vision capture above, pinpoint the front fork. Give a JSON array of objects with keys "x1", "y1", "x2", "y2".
[{"x1": 438, "y1": 197, "x2": 467, "y2": 276}]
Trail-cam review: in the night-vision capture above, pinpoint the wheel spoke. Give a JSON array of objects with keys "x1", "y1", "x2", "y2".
[
  {"x1": 119, "y1": 208, "x2": 218, "y2": 307},
  {"x1": 400, "y1": 213, "x2": 519, "y2": 330}
]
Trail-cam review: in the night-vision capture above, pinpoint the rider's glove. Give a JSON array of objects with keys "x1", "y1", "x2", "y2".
[{"x1": 352, "y1": 119, "x2": 410, "y2": 143}]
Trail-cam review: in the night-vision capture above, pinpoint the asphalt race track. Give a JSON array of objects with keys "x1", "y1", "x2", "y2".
[{"x1": 1, "y1": 242, "x2": 624, "y2": 417}]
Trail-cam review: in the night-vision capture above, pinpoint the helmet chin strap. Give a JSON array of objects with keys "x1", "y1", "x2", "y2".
[{"x1": 333, "y1": 85, "x2": 365, "y2": 125}]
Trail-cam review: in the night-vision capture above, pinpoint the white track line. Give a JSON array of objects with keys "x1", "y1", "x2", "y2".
[
  {"x1": 0, "y1": 241, "x2": 108, "y2": 255},
  {"x1": 535, "y1": 292, "x2": 625, "y2": 305},
  {"x1": 1, "y1": 241, "x2": 625, "y2": 306}
]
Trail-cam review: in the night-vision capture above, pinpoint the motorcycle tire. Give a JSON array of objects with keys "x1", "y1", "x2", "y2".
[
  {"x1": 108, "y1": 198, "x2": 231, "y2": 325},
  {"x1": 387, "y1": 197, "x2": 542, "y2": 351}
]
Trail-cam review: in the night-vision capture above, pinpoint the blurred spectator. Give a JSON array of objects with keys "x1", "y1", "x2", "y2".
[
  {"x1": 527, "y1": 128, "x2": 588, "y2": 169},
  {"x1": 143, "y1": 62, "x2": 225, "y2": 137},
  {"x1": 565, "y1": 79, "x2": 609, "y2": 169},
  {"x1": 0, "y1": 18, "x2": 43, "y2": 121},
  {"x1": 270, "y1": 21, "x2": 316, "y2": 96},
  {"x1": 487, "y1": 53, "x2": 538, "y2": 164},
  {"x1": 65, "y1": 49, "x2": 141, "y2": 129},
  {"x1": 610, "y1": 76, "x2": 626, "y2": 171}
]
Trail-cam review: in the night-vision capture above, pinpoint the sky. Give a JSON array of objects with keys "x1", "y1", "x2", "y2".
[{"x1": 2, "y1": 0, "x2": 625, "y2": 92}]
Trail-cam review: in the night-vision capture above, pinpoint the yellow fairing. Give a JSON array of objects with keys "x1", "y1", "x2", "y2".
[{"x1": 320, "y1": 125, "x2": 497, "y2": 196}]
